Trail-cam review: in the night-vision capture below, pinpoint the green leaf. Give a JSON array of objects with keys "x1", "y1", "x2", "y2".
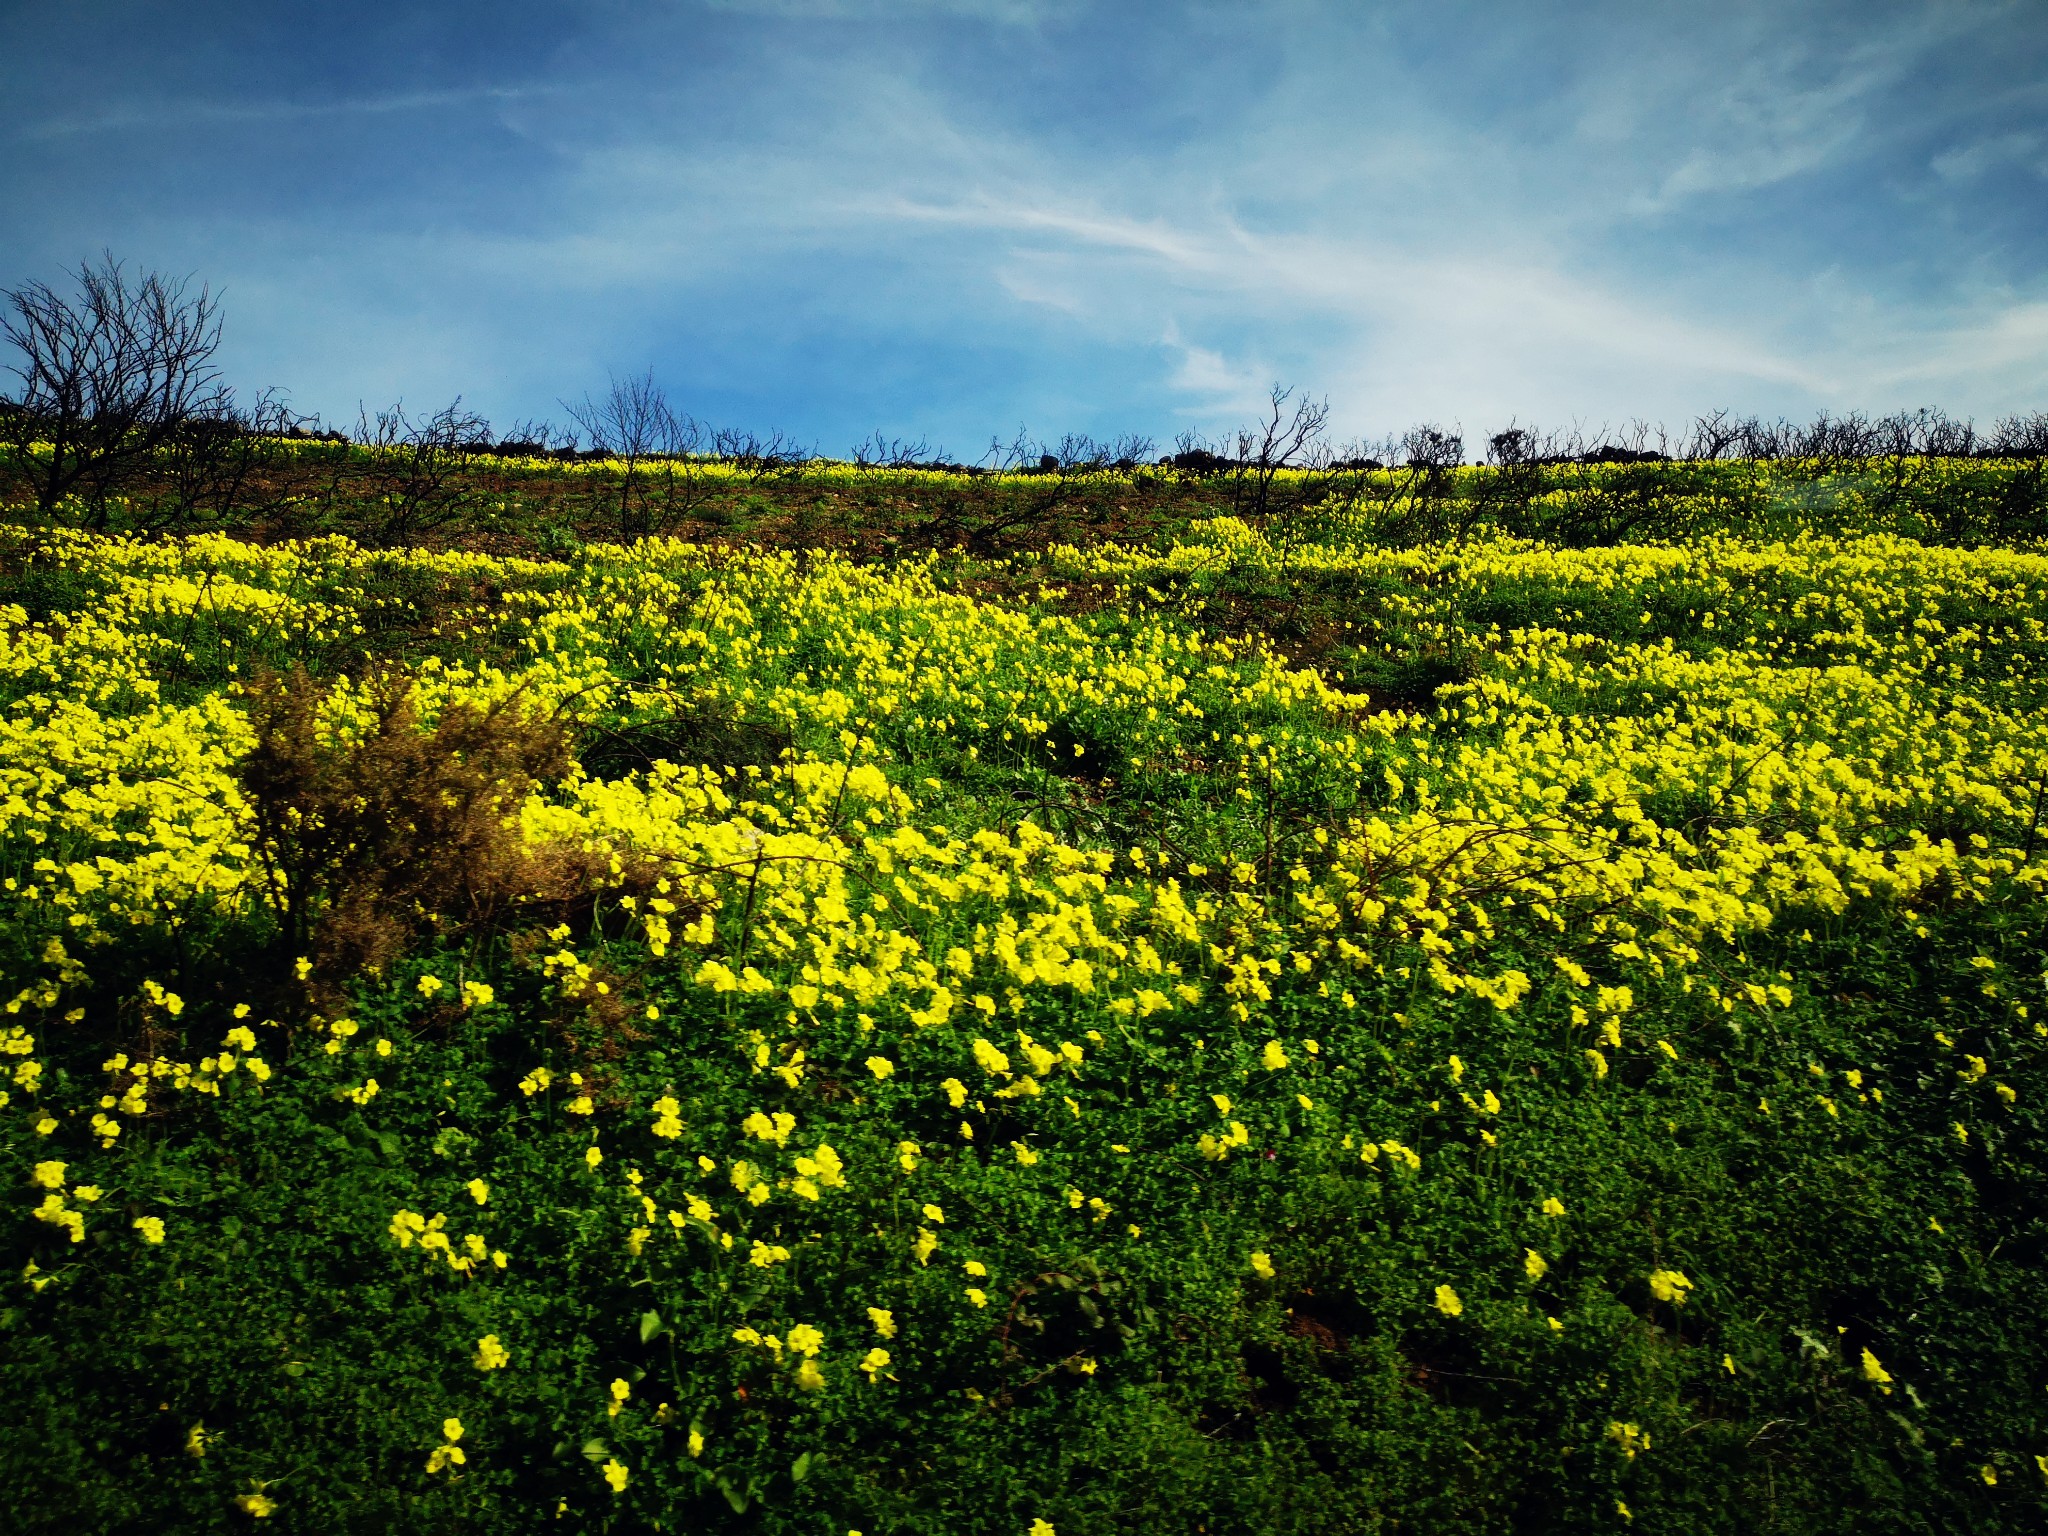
[
  {"x1": 791, "y1": 1451, "x2": 813, "y2": 1483},
  {"x1": 581, "y1": 1439, "x2": 610, "y2": 1463},
  {"x1": 431, "y1": 1127, "x2": 476, "y2": 1159},
  {"x1": 639, "y1": 1309, "x2": 663, "y2": 1343}
]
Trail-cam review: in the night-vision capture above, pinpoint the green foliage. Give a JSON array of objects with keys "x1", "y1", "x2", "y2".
[
  {"x1": 6, "y1": 903, "x2": 2045, "y2": 1534},
  {"x1": 3, "y1": 505, "x2": 2047, "y2": 1533}
]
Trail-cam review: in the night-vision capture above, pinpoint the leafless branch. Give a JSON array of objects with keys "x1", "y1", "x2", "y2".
[{"x1": 2, "y1": 252, "x2": 229, "y2": 524}]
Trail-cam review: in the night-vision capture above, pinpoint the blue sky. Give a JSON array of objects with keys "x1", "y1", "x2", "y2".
[{"x1": 3, "y1": 0, "x2": 2044, "y2": 455}]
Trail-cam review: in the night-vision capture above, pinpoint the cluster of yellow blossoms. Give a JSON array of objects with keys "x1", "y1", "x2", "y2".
[
  {"x1": 1044, "y1": 519, "x2": 2048, "y2": 1015},
  {"x1": 4, "y1": 509, "x2": 2044, "y2": 1490}
]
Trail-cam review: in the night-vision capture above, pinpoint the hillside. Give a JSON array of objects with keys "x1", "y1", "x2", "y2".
[{"x1": 1, "y1": 457, "x2": 2045, "y2": 1533}]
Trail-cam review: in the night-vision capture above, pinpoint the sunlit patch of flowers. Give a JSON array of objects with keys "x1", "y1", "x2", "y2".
[{"x1": 4, "y1": 507, "x2": 2046, "y2": 1524}]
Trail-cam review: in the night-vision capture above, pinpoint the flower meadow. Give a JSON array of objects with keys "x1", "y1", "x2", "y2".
[{"x1": 2, "y1": 501, "x2": 2047, "y2": 1534}]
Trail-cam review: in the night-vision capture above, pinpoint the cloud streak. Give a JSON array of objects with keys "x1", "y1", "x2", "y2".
[
  {"x1": 14, "y1": 86, "x2": 551, "y2": 145},
  {"x1": 703, "y1": 0, "x2": 1077, "y2": 18}
]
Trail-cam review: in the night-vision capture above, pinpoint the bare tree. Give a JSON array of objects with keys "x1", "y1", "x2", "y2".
[
  {"x1": 351, "y1": 399, "x2": 493, "y2": 542},
  {"x1": 1991, "y1": 411, "x2": 2048, "y2": 461},
  {"x1": 142, "y1": 386, "x2": 312, "y2": 530},
  {"x1": 562, "y1": 370, "x2": 686, "y2": 537},
  {"x1": 851, "y1": 431, "x2": 939, "y2": 472},
  {"x1": 1384, "y1": 423, "x2": 1465, "y2": 541},
  {"x1": 711, "y1": 424, "x2": 810, "y2": 483},
  {"x1": 646, "y1": 410, "x2": 725, "y2": 533},
  {"x1": 1232, "y1": 384, "x2": 1330, "y2": 520},
  {"x1": 1102, "y1": 431, "x2": 1156, "y2": 470},
  {"x1": 1401, "y1": 423, "x2": 1464, "y2": 484},
  {"x1": 1686, "y1": 409, "x2": 1743, "y2": 462},
  {"x1": 1471, "y1": 420, "x2": 1556, "y2": 530},
  {"x1": 1, "y1": 253, "x2": 229, "y2": 524}
]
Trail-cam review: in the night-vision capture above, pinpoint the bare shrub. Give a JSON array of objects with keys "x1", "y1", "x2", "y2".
[
  {"x1": 561, "y1": 371, "x2": 780, "y2": 536},
  {"x1": 238, "y1": 667, "x2": 583, "y2": 996},
  {"x1": 348, "y1": 399, "x2": 493, "y2": 542},
  {"x1": 1984, "y1": 410, "x2": 2048, "y2": 541},
  {"x1": 142, "y1": 387, "x2": 312, "y2": 531},
  {"x1": 851, "y1": 432, "x2": 939, "y2": 472},
  {"x1": 910, "y1": 427, "x2": 1154, "y2": 551},
  {"x1": 712, "y1": 424, "x2": 810, "y2": 483},
  {"x1": 1989, "y1": 411, "x2": 2048, "y2": 462},
  {"x1": 1233, "y1": 384, "x2": 1330, "y2": 521}
]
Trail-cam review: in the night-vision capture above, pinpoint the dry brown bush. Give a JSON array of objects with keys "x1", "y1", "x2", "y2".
[{"x1": 237, "y1": 666, "x2": 594, "y2": 997}]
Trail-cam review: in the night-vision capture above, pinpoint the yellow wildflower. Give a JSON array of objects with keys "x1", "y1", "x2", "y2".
[{"x1": 1647, "y1": 1269, "x2": 1694, "y2": 1304}]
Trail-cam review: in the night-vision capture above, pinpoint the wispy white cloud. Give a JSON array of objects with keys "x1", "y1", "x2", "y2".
[
  {"x1": 1857, "y1": 299, "x2": 2048, "y2": 401},
  {"x1": 862, "y1": 178, "x2": 1828, "y2": 427},
  {"x1": 991, "y1": 259, "x2": 1088, "y2": 315},
  {"x1": 1932, "y1": 131, "x2": 2046, "y2": 181},
  {"x1": 9, "y1": 0, "x2": 2043, "y2": 440},
  {"x1": 1158, "y1": 322, "x2": 1271, "y2": 418},
  {"x1": 888, "y1": 195, "x2": 1222, "y2": 272},
  {"x1": 1545, "y1": 4, "x2": 1994, "y2": 216},
  {"x1": 16, "y1": 85, "x2": 549, "y2": 143},
  {"x1": 701, "y1": 0, "x2": 1077, "y2": 20},
  {"x1": 1644, "y1": 34, "x2": 1939, "y2": 205}
]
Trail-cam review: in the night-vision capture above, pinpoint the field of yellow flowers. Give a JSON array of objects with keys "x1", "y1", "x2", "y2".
[{"x1": 3, "y1": 499, "x2": 2046, "y2": 1534}]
